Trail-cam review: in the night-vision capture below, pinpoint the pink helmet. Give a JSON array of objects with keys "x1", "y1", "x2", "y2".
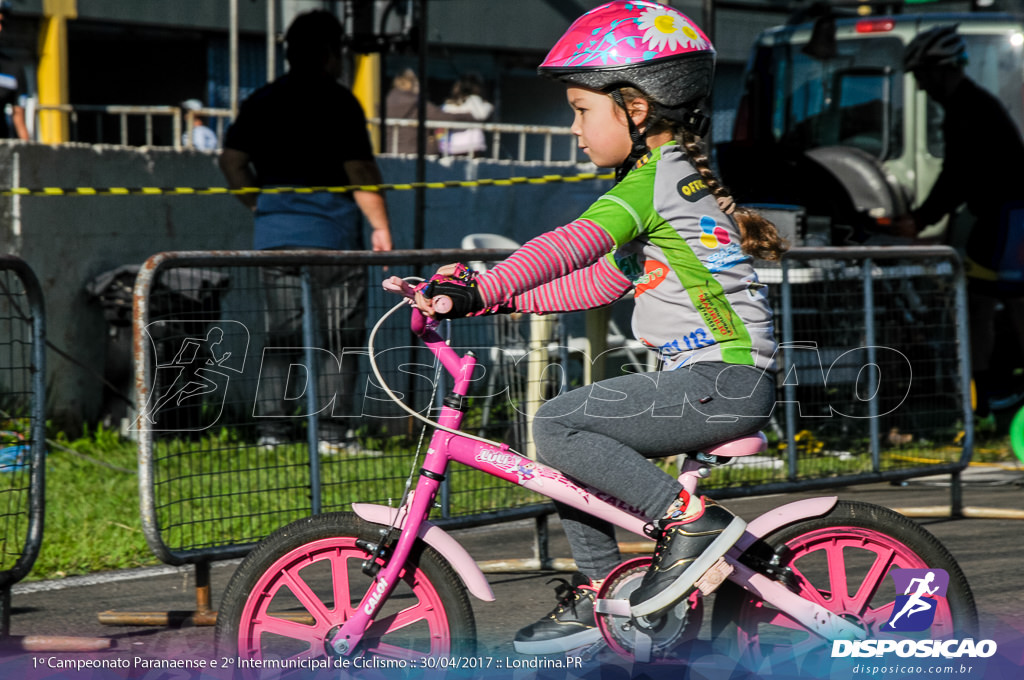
[{"x1": 539, "y1": 1, "x2": 715, "y2": 114}]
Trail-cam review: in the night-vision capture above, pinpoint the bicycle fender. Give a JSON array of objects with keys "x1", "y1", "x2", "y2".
[
  {"x1": 351, "y1": 503, "x2": 496, "y2": 602},
  {"x1": 735, "y1": 496, "x2": 839, "y2": 552}
]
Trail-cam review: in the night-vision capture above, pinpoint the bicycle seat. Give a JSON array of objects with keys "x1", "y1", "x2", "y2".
[{"x1": 702, "y1": 432, "x2": 768, "y2": 458}]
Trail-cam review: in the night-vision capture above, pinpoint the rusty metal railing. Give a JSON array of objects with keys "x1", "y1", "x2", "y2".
[
  {"x1": 0, "y1": 256, "x2": 46, "y2": 635},
  {"x1": 111, "y1": 245, "x2": 972, "y2": 625}
]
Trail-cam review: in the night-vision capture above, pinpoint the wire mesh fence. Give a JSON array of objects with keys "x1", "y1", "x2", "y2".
[
  {"x1": 134, "y1": 250, "x2": 554, "y2": 564},
  {"x1": 766, "y1": 247, "x2": 971, "y2": 490},
  {"x1": 0, "y1": 257, "x2": 46, "y2": 627},
  {"x1": 132, "y1": 246, "x2": 971, "y2": 566}
]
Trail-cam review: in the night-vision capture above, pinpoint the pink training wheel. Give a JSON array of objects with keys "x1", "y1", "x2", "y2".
[{"x1": 433, "y1": 295, "x2": 453, "y2": 314}]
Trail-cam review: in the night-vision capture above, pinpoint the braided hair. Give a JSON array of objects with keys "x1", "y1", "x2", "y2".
[
  {"x1": 678, "y1": 132, "x2": 787, "y2": 261},
  {"x1": 616, "y1": 88, "x2": 787, "y2": 261}
]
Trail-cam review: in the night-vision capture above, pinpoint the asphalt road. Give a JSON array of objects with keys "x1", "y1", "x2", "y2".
[{"x1": 2, "y1": 465, "x2": 1022, "y2": 679}]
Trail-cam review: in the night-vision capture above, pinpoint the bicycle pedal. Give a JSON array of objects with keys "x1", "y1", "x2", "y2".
[
  {"x1": 695, "y1": 557, "x2": 733, "y2": 596},
  {"x1": 594, "y1": 598, "x2": 631, "y2": 616}
]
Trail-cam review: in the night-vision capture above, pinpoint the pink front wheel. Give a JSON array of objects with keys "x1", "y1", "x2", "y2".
[
  {"x1": 214, "y1": 513, "x2": 476, "y2": 676},
  {"x1": 712, "y1": 500, "x2": 978, "y2": 674}
]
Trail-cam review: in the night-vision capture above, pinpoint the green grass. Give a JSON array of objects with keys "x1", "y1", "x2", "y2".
[
  {"x1": 32, "y1": 426, "x2": 155, "y2": 580},
  {"x1": 13, "y1": 422, "x2": 1019, "y2": 583},
  {"x1": 23, "y1": 424, "x2": 545, "y2": 581}
]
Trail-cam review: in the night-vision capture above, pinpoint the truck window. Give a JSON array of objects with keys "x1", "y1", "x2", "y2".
[{"x1": 768, "y1": 36, "x2": 904, "y2": 160}]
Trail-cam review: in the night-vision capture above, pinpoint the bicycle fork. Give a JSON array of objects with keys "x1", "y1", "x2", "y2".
[
  {"x1": 327, "y1": 399, "x2": 467, "y2": 657},
  {"x1": 326, "y1": 471, "x2": 441, "y2": 656}
]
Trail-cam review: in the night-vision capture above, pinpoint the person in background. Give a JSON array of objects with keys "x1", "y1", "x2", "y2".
[
  {"x1": 219, "y1": 9, "x2": 392, "y2": 455},
  {"x1": 384, "y1": 68, "x2": 472, "y2": 154},
  {"x1": 181, "y1": 99, "x2": 218, "y2": 151},
  {"x1": 439, "y1": 73, "x2": 493, "y2": 156},
  {"x1": 895, "y1": 25, "x2": 1024, "y2": 422},
  {"x1": 0, "y1": 1, "x2": 28, "y2": 141}
]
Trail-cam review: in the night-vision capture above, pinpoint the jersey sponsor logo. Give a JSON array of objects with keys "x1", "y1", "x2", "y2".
[
  {"x1": 696, "y1": 288, "x2": 737, "y2": 339},
  {"x1": 742, "y1": 275, "x2": 768, "y2": 301},
  {"x1": 678, "y1": 174, "x2": 710, "y2": 202},
  {"x1": 634, "y1": 259, "x2": 669, "y2": 296},
  {"x1": 699, "y1": 215, "x2": 747, "y2": 272},
  {"x1": 647, "y1": 330, "x2": 715, "y2": 355},
  {"x1": 699, "y1": 215, "x2": 731, "y2": 249}
]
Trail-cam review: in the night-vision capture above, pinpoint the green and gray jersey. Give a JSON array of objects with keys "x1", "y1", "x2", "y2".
[
  {"x1": 583, "y1": 143, "x2": 777, "y2": 371},
  {"x1": 475, "y1": 142, "x2": 778, "y2": 372}
]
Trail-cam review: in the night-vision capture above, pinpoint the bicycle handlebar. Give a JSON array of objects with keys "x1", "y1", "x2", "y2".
[
  {"x1": 375, "y1": 276, "x2": 504, "y2": 449},
  {"x1": 381, "y1": 275, "x2": 434, "y2": 337}
]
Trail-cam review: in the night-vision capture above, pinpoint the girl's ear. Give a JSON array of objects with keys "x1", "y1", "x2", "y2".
[{"x1": 628, "y1": 97, "x2": 651, "y2": 128}]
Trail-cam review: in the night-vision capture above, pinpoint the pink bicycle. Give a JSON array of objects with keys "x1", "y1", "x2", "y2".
[{"x1": 214, "y1": 276, "x2": 977, "y2": 674}]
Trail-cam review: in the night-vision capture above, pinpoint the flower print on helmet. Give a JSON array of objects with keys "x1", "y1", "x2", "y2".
[
  {"x1": 538, "y1": 1, "x2": 715, "y2": 113},
  {"x1": 637, "y1": 3, "x2": 709, "y2": 52}
]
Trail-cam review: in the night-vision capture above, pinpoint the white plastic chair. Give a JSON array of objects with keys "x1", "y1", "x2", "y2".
[{"x1": 460, "y1": 233, "x2": 520, "y2": 273}]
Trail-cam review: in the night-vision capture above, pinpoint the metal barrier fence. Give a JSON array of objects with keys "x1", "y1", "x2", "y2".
[
  {"x1": 31, "y1": 105, "x2": 581, "y2": 164},
  {"x1": 125, "y1": 246, "x2": 971, "y2": 619},
  {"x1": 133, "y1": 249, "x2": 539, "y2": 573},
  {"x1": 748, "y1": 245, "x2": 972, "y2": 497},
  {"x1": 0, "y1": 256, "x2": 46, "y2": 636},
  {"x1": 372, "y1": 118, "x2": 582, "y2": 164},
  {"x1": 37, "y1": 104, "x2": 186, "y2": 149},
  {"x1": 36, "y1": 105, "x2": 235, "y2": 151}
]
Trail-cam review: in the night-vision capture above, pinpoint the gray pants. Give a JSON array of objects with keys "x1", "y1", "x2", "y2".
[
  {"x1": 533, "y1": 361, "x2": 776, "y2": 579},
  {"x1": 256, "y1": 264, "x2": 367, "y2": 440}
]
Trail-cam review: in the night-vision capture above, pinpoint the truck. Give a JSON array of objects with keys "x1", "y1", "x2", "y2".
[{"x1": 717, "y1": 8, "x2": 1024, "y2": 247}]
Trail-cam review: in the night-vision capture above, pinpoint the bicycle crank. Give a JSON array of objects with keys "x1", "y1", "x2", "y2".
[{"x1": 593, "y1": 557, "x2": 702, "y2": 663}]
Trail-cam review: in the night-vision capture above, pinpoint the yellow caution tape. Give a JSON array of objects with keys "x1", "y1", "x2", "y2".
[{"x1": 0, "y1": 171, "x2": 614, "y2": 197}]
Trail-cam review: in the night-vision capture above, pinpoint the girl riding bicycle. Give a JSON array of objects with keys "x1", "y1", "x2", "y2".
[{"x1": 412, "y1": 1, "x2": 786, "y2": 654}]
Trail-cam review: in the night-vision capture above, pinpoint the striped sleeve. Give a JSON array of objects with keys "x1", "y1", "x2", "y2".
[
  {"x1": 474, "y1": 219, "x2": 615, "y2": 306},
  {"x1": 514, "y1": 255, "x2": 633, "y2": 313}
]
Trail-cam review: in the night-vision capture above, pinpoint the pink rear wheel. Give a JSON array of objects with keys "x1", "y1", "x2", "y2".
[
  {"x1": 215, "y1": 512, "x2": 475, "y2": 674},
  {"x1": 712, "y1": 500, "x2": 977, "y2": 672}
]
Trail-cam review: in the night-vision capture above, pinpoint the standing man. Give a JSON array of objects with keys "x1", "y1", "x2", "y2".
[
  {"x1": 219, "y1": 9, "x2": 392, "y2": 454},
  {"x1": 897, "y1": 25, "x2": 1024, "y2": 421},
  {"x1": 0, "y1": 1, "x2": 29, "y2": 141}
]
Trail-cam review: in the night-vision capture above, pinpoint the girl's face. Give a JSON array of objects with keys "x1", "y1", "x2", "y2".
[{"x1": 566, "y1": 86, "x2": 634, "y2": 168}]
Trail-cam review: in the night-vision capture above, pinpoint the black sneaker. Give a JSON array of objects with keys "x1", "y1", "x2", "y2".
[
  {"x1": 513, "y1": 573, "x2": 603, "y2": 654},
  {"x1": 629, "y1": 498, "x2": 746, "y2": 618}
]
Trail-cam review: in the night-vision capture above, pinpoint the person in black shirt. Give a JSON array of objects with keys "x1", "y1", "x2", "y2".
[
  {"x1": 219, "y1": 10, "x2": 392, "y2": 455},
  {"x1": 896, "y1": 25, "x2": 1024, "y2": 419}
]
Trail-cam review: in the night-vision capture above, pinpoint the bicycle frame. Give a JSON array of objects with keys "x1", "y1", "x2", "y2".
[{"x1": 327, "y1": 294, "x2": 866, "y2": 656}]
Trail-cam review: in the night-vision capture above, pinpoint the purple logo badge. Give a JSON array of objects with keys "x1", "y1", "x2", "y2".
[{"x1": 882, "y1": 569, "x2": 949, "y2": 632}]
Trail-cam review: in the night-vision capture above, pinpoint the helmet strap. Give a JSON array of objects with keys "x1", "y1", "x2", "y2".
[
  {"x1": 654, "y1": 101, "x2": 711, "y2": 137},
  {"x1": 610, "y1": 89, "x2": 650, "y2": 183}
]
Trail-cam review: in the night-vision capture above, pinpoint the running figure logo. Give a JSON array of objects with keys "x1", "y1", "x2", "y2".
[
  {"x1": 882, "y1": 568, "x2": 949, "y2": 632},
  {"x1": 137, "y1": 321, "x2": 249, "y2": 432}
]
